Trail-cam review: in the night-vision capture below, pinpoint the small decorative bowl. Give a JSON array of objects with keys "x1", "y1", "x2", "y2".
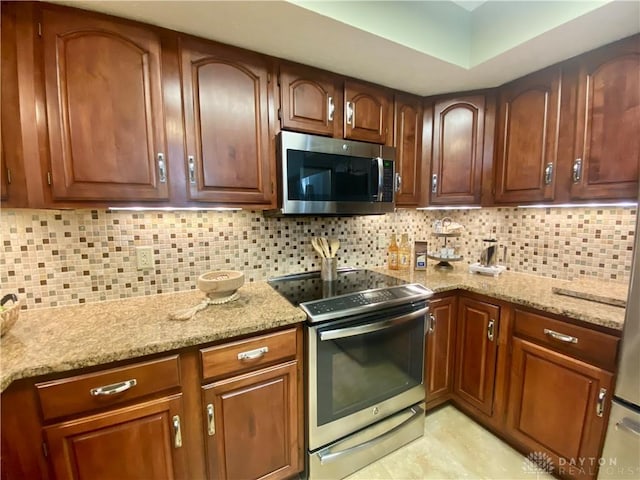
[
  {"x1": 197, "y1": 270, "x2": 244, "y2": 299},
  {"x1": 0, "y1": 294, "x2": 20, "y2": 337}
]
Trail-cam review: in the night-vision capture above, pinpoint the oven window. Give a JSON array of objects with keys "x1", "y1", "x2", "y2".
[
  {"x1": 286, "y1": 149, "x2": 377, "y2": 202},
  {"x1": 315, "y1": 314, "x2": 424, "y2": 426}
]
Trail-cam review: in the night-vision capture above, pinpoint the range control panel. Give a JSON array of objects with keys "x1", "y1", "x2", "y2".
[{"x1": 301, "y1": 284, "x2": 432, "y2": 323}]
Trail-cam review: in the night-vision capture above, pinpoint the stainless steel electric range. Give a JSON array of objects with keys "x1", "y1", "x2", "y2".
[{"x1": 269, "y1": 268, "x2": 433, "y2": 479}]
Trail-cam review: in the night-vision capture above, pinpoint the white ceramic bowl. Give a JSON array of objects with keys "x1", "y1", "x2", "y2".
[{"x1": 197, "y1": 270, "x2": 244, "y2": 298}]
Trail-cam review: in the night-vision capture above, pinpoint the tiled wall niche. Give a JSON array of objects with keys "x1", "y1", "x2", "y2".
[{"x1": 0, "y1": 206, "x2": 636, "y2": 310}]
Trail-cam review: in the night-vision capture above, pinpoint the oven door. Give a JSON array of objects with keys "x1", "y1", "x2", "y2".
[{"x1": 307, "y1": 302, "x2": 427, "y2": 451}]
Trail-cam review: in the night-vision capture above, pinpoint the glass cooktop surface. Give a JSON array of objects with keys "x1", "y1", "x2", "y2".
[{"x1": 267, "y1": 268, "x2": 406, "y2": 306}]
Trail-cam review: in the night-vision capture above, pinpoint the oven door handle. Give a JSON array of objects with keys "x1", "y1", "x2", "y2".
[
  {"x1": 319, "y1": 306, "x2": 428, "y2": 341},
  {"x1": 316, "y1": 405, "x2": 423, "y2": 465}
]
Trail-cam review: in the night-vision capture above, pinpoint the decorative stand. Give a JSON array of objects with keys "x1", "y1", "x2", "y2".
[{"x1": 428, "y1": 232, "x2": 463, "y2": 270}]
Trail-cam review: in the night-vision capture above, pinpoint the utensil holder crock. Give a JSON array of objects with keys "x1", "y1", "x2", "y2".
[{"x1": 321, "y1": 257, "x2": 338, "y2": 281}]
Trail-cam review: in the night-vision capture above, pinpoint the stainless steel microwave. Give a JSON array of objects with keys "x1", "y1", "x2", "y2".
[{"x1": 271, "y1": 131, "x2": 397, "y2": 216}]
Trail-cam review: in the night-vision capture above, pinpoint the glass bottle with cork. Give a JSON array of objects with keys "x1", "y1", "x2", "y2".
[{"x1": 388, "y1": 234, "x2": 399, "y2": 270}]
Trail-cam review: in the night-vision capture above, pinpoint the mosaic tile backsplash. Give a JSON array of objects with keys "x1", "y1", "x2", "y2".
[{"x1": 0, "y1": 206, "x2": 636, "y2": 310}]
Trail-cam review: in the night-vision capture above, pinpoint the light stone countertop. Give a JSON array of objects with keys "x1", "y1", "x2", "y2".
[
  {"x1": 373, "y1": 266, "x2": 627, "y2": 332},
  {"x1": 0, "y1": 282, "x2": 305, "y2": 392},
  {"x1": 0, "y1": 268, "x2": 627, "y2": 393}
]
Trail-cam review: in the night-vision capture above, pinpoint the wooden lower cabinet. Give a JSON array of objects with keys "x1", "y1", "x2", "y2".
[
  {"x1": 44, "y1": 394, "x2": 188, "y2": 480},
  {"x1": 0, "y1": 327, "x2": 303, "y2": 480},
  {"x1": 453, "y1": 296, "x2": 500, "y2": 417},
  {"x1": 506, "y1": 337, "x2": 614, "y2": 480},
  {"x1": 202, "y1": 361, "x2": 300, "y2": 480},
  {"x1": 425, "y1": 295, "x2": 457, "y2": 408}
]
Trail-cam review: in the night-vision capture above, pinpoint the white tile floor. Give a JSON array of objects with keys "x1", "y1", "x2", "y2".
[{"x1": 345, "y1": 405, "x2": 555, "y2": 480}]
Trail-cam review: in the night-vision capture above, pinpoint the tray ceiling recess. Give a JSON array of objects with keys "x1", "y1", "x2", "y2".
[{"x1": 52, "y1": 0, "x2": 640, "y2": 96}]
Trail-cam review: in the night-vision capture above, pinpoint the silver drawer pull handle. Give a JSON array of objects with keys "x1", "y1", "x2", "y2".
[
  {"x1": 172, "y1": 415, "x2": 182, "y2": 448},
  {"x1": 90, "y1": 379, "x2": 137, "y2": 396},
  {"x1": 207, "y1": 403, "x2": 216, "y2": 436},
  {"x1": 431, "y1": 174, "x2": 438, "y2": 194},
  {"x1": 237, "y1": 346, "x2": 269, "y2": 360},
  {"x1": 544, "y1": 328, "x2": 578, "y2": 344}
]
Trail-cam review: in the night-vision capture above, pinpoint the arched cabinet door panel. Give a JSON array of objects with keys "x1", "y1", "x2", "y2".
[
  {"x1": 430, "y1": 96, "x2": 485, "y2": 205},
  {"x1": 344, "y1": 80, "x2": 393, "y2": 145},
  {"x1": 570, "y1": 35, "x2": 640, "y2": 200},
  {"x1": 494, "y1": 68, "x2": 560, "y2": 204},
  {"x1": 279, "y1": 63, "x2": 342, "y2": 137},
  {"x1": 181, "y1": 37, "x2": 274, "y2": 205},
  {"x1": 41, "y1": 6, "x2": 168, "y2": 201}
]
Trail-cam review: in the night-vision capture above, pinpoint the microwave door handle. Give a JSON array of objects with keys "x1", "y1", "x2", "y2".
[
  {"x1": 375, "y1": 156, "x2": 384, "y2": 201},
  {"x1": 319, "y1": 306, "x2": 428, "y2": 341}
]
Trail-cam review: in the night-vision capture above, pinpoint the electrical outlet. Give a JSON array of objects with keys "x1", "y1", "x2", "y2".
[{"x1": 136, "y1": 246, "x2": 154, "y2": 270}]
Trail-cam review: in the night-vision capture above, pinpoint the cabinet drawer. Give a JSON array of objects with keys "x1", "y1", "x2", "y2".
[
  {"x1": 36, "y1": 355, "x2": 181, "y2": 422},
  {"x1": 513, "y1": 309, "x2": 619, "y2": 371},
  {"x1": 201, "y1": 328, "x2": 298, "y2": 381}
]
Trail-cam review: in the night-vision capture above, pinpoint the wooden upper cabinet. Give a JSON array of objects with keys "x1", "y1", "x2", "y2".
[
  {"x1": 430, "y1": 95, "x2": 485, "y2": 205},
  {"x1": 570, "y1": 35, "x2": 640, "y2": 200},
  {"x1": 425, "y1": 296, "x2": 457, "y2": 408},
  {"x1": 41, "y1": 6, "x2": 169, "y2": 202},
  {"x1": 494, "y1": 68, "x2": 561, "y2": 204},
  {"x1": 180, "y1": 37, "x2": 274, "y2": 205},
  {"x1": 44, "y1": 394, "x2": 188, "y2": 480},
  {"x1": 454, "y1": 296, "x2": 500, "y2": 417},
  {"x1": 279, "y1": 63, "x2": 343, "y2": 138},
  {"x1": 394, "y1": 94, "x2": 423, "y2": 206},
  {"x1": 344, "y1": 80, "x2": 393, "y2": 145}
]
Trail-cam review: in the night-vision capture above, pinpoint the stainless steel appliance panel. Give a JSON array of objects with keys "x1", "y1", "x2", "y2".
[
  {"x1": 598, "y1": 400, "x2": 640, "y2": 479},
  {"x1": 307, "y1": 303, "x2": 426, "y2": 450},
  {"x1": 613, "y1": 205, "x2": 640, "y2": 406},
  {"x1": 273, "y1": 131, "x2": 396, "y2": 215},
  {"x1": 600, "y1": 199, "x2": 640, "y2": 479},
  {"x1": 308, "y1": 404, "x2": 425, "y2": 480}
]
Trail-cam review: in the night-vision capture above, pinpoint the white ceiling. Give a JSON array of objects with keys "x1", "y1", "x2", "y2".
[{"x1": 52, "y1": 0, "x2": 640, "y2": 96}]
